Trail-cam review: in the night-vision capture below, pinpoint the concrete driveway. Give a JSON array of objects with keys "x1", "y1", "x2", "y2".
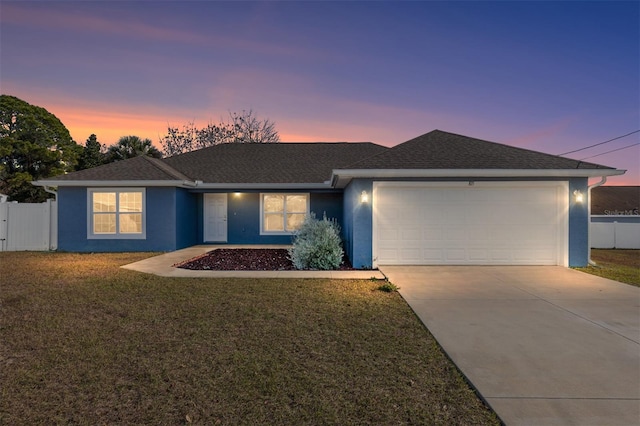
[{"x1": 380, "y1": 266, "x2": 640, "y2": 426}]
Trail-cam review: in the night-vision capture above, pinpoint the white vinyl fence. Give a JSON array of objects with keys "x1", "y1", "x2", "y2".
[
  {"x1": 591, "y1": 219, "x2": 640, "y2": 249},
  {"x1": 0, "y1": 200, "x2": 57, "y2": 251}
]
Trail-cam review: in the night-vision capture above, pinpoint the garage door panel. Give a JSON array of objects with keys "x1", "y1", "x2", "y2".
[
  {"x1": 443, "y1": 208, "x2": 466, "y2": 223},
  {"x1": 419, "y1": 205, "x2": 445, "y2": 223},
  {"x1": 445, "y1": 249, "x2": 466, "y2": 262},
  {"x1": 401, "y1": 228, "x2": 422, "y2": 241},
  {"x1": 467, "y1": 228, "x2": 489, "y2": 241},
  {"x1": 468, "y1": 249, "x2": 489, "y2": 261},
  {"x1": 446, "y1": 227, "x2": 467, "y2": 241},
  {"x1": 378, "y1": 208, "x2": 399, "y2": 222},
  {"x1": 400, "y1": 248, "x2": 422, "y2": 262},
  {"x1": 472, "y1": 206, "x2": 499, "y2": 224},
  {"x1": 378, "y1": 248, "x2": 398, "y2": 261},
  {"x1": 423, "y1": 227, "x2": 443, "y2": 240},
  {"x1": 374, "y1": 184, "x2": 566, "y2": 266},
  {"x1": 489, "y1": 249, "x2": 511, "y2": 262}
]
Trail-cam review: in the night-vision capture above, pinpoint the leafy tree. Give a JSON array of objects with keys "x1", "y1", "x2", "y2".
[
  {"x1": 160, "y1": 109, "x2": 280, "y2": 157},
  {"x1": 77, "y1": 134, "x2": 106, "y2": 170},
  {"x1": 0, "y1": 94, "x2": 81, "y2": 202},
  {"x1": 105, "y1": 135, "x2": 163, "y2": 162}
]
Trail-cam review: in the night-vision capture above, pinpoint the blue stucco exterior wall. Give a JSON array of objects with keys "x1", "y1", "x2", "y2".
[
  {"x1": 568, "y1": 178, "x2": 589, "y2": 266},
  {"x1": 57, "y1": 178, "x2": 594, "y2": 265},
  {"x1": 226, "y1": 192, "x2": 288, "y2": 244},
  {"x1": 343, "y1": 180, "x2": 373, "y2": 269},
  {"x1": 197, "y1": 191, "x2": 343, "y2": 245},
  {"x1": 175, "y1": 188, "x2": 198, "y2": 249},
  {"x1": 58, "y1": 186, "x2": 181, "y2": 252}
]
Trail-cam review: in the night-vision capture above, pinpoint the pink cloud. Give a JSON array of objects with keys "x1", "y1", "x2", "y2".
[
  {"x1": 1, "y1": 4, "x2": 206, "y2": 44},
  {"x1": 4, "y1": 78, "x2": 636, "y2": 186},
  {"x1": 1, "y1": 3, "x2": 309, "y2": 58},
  {"x1": 505, "y1": 118, "x2": 577, "y2": 153}
]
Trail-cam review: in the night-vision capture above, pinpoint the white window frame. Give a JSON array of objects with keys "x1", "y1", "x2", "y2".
[
  {"x1": 87, "y1": 188, "x2": 146, "y2": 239},
  {"x1": 260, "y1": 193, "x2": 310, "y2": 235}
]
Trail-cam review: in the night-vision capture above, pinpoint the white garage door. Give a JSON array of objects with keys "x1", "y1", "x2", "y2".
[{"x1": 373, "y1": 182, "x2": 568, "y2": 266}]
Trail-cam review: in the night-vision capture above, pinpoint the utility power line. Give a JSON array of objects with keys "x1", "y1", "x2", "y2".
[
  {"x1": 558, "y1": 129, "x2": 640, "y2": 156},
  {"x1": 580, "y1": 142, "x2": 640, "y2": 160}
]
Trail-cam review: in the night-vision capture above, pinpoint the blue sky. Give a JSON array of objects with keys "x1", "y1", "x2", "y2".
[{"x1": 1, "y1": 1, "x2": 638, "y2": 184}]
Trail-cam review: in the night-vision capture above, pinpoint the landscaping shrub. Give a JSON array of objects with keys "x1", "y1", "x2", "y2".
[{"x1": 288, "y1": 213, "x2": 344, "y2": 270}]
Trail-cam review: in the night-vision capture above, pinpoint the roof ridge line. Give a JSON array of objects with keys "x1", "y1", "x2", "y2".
[
  {"x1": 425, "y1": 129, "x2": 611, "y2": 169},
  {"x1": 141, "y1": 156, "x2": 194, "y2": 181},
  {"x1": 438, "y1": 129, "x2": 609, "y2": 168}
]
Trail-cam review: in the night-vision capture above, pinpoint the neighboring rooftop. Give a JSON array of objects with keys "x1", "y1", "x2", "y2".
[{"x1": 591, "y1": 186, "x2": 640, "y2": 215}]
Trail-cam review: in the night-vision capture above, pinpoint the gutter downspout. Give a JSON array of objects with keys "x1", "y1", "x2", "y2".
[
  {"x1": 587, "y1": 176, "x2": 607, "y2": 266},
  {"x1": 43, "y1": 185, "x2": 57, "y2": 201}
]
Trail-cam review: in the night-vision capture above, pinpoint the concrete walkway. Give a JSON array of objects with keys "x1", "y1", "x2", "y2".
[
  {"x1": 121, "y1": 245, "x2": 385, "y2": 279},
  {"x1": 380, "y1": 266, "x2": 640, "y2": 426}
]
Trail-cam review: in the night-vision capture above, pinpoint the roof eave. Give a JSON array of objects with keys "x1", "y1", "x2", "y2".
[
  {"x1": 331, "y1": 168, "x2": 626, "y2": 188},
  {"x1": 32, "y1": 180, "x2": 333, "y2": 190},
  {"x1": 192, "y1": 182, "x2": 333, "y2": 190},
  {"x1": 32, "y1": 180, "x2": 198, "y2": 188}
]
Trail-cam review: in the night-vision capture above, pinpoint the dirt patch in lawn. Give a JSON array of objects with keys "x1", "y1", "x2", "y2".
[{"x1": 174, "y1": 248, "x2": 357, "y2": 271}]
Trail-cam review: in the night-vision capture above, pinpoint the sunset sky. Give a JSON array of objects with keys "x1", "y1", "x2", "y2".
[{"x1": 1, "y1": 1, "x2": 638, "y2": 185}]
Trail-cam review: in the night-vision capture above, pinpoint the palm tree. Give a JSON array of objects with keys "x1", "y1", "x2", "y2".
[{"x1": 106, "y1": 136, "x2": 163, "y2": 162}]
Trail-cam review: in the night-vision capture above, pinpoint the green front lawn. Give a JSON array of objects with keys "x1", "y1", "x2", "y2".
[
  {"x1": 576, "y1": 249, "x2": 640, "y2": 287},
  {"x1": 0, "y1": 252, "x2": 498, "y2": 425}
]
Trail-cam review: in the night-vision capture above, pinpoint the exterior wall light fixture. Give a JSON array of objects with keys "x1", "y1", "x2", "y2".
[
  {"x1": 360, "y1": 190, "x2": 369, "y2": 203},
  {"x1": 573, "y1": 190, "x2": 584, "y2": 203}
]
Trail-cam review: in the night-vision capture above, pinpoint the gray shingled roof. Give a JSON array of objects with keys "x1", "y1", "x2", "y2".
[
  {"x1": 163, "y1": 142, "x2": 388, "y2": 183},
  {"x1": 591, "y1": 186, "x2": 640, "y2": 215},
  {"x1": 40, "y1": 130, "x2": 618, "y2": 186},
  {"x1": 346, "y1": 130, "x2": 614, "y2": 170},
  {"x1": 49, "y1": 155, "x2": 192, "y2": 182}
]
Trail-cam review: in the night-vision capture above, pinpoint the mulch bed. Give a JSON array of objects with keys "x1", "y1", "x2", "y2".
[{"x1": 174, "y1": 248, "x2": 356, "y2": 271}]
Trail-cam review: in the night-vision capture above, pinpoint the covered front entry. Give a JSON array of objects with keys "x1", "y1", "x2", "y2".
[
  {"x1": 373, "y1": 182, "x2": 568, "y2": 266},
  {"x1": 204, "y1": 193, "x2": 228, "y2": 242}
]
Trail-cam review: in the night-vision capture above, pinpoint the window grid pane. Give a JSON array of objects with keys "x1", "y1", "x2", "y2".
[
  {"x1": 286, "y1": 195, "x2": 307, "y2": 213},
  {"x1": 286, "y1": 213, "x2": 305, "y2": 231},
  {"x1": 93, "y1": 193, "x2": 116, "y2": 212},
  {"x1": 264, "y1": 195, "x2": 284, "y2": 213},
  {"x1": 264, "y1": 213, "x2": 284, "y2": 231},
  {"x1": 119, "y1": 192, "x2": 142, "y2": 212},
  {"x1": 119, "y1": 213, "x2": 142, "y2": 233},
  {"x1": 94, "y1": 213, "x2": 116, "y2": 234}
]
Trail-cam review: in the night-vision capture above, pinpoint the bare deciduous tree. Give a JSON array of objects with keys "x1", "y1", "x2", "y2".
[{"x1": 160, "y1": 110, "x2": 280, "y2": 157}]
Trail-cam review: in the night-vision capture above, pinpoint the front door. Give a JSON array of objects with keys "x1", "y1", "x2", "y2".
[{"x1": 204, "y1": 193, "x2": 228, "y2": 242}]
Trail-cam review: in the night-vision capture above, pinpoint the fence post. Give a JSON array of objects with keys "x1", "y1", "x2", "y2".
[
  {"x1": 44, "y1": 199, "x2": 51, "y2": 251},
  {"x1": 0, "y1": 203, "x2": 7, "y2": 252},
  {"x1": 50, "y1": 200, "x2": 58, "y2": 250}
]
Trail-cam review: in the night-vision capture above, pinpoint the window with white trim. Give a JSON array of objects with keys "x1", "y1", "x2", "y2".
[
  {"x1": 261, "y1": 193, "x2": 309, "y2": 234},
  {"x1": 88, "y1": 188, "x2": 146, "y2": 239}
]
